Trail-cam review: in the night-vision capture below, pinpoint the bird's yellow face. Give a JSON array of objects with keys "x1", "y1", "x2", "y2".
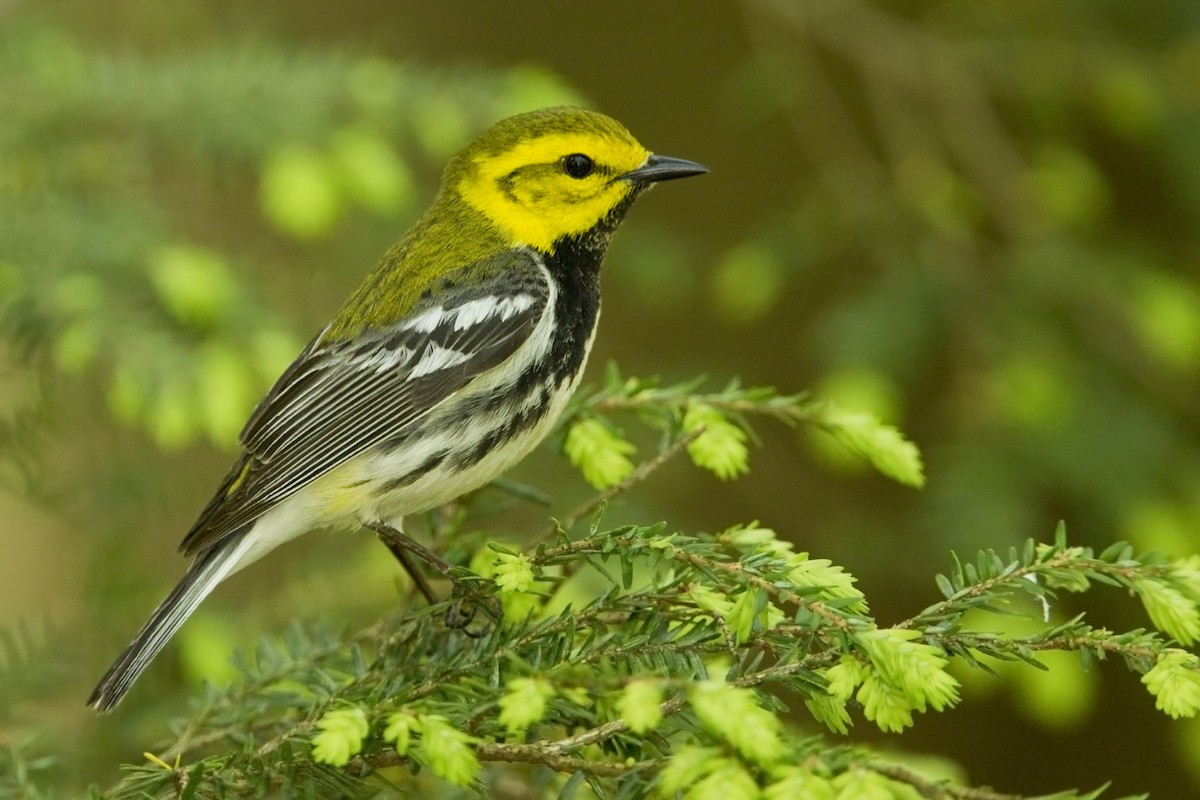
[{"x1": 457, "y1": 125, "x2": 651, "y2": 253}]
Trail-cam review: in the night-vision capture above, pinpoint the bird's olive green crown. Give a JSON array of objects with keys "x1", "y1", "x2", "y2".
[{"x1": 326, "y1": 107, "x2": 667, "y2": 341}]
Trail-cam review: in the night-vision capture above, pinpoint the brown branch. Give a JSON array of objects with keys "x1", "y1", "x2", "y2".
[
  {"x1": 872, "y1": 763, "x2": 1022, "y2": 800},
  {"x1": 346, "y1": 696, "x2": 689, "y2": 780},
  {"x1": 356, "y1": 745, "x2": 651, "y2": 778}
]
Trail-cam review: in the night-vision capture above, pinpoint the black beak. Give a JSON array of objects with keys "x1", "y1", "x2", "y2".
[{"x1": 620, "y1": 154, "x2": 709, "y2": 185}]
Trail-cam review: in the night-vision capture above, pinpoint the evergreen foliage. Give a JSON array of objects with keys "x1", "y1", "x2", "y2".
[{"x1": 2, "y1": 374, "x2": 1189, "y2": 798}]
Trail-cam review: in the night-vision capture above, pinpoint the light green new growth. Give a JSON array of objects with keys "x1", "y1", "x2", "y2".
[
  {"x1": 380, "y1": 711, "x2": 481, "y2": 785},
  {"x1": 786, "y1": 554, "x2": 868, "y2": 613},
  {"x1": 764, "y1": 768, "x2": 838, "y2": 800},
  {"x1": 728, "y1": 585, "x2": 784, "y2": 644},
  {"x1": 564, "y1": 415, "x2": 637, "y2": 489},
  {"x1": 684, "y1": 762, "x2": 760, "y2": 800},
  {"x1": 469, "y1": 542, "x2": 544, "y2": 622},
  {"x1": 686, "y1": 582, "x2": 736, "y2": 619},
  {"x1": 413, "y1": 715, "x2": 480, "y2": 787},
  {"x1": 490, "y1": 550, "x2": 535, "y2": 594},
  {"x1": 1134, "y1": 577, "x2": 1200, "y2": 645},
  {"x1": 683, "y1": 402, "x2": 750, "y2": 480},
  {"x1": 814, "y1": 404, "x2": 926, "y2": 488},
  {"x1": 498, "y1": 677, "x2": 555, "y2": 733},
  {"x1": 690, "y1": 681, "x2": 785, "y2": 766},
  {"x1": 579, "y1": 369, "x2": 926, "y2": 490},
  {"x1": 655, "y1": 746, "x2": 727, "y2": 798},
  {"x1": 722, "y1": 524, "x2": 867, "y2": 613},
  {"x1": 382, "y1": 710, "x2": 416, "y2": 755},
  {"x1": 804, "y1": 688, "x2": 853, "y2": 735},
  {"x1": 310, "y1": 707, "x2": 369, "y2": 767},
  {"x1": 832, "y1": 768, "x2": 907, "y2": 800},
  {"x1": 1142, "y1": 649, "x2": 1200, "y2": 719},
  {"x1": 618, "y1": 679, "x2": 664, "y2": 733}
]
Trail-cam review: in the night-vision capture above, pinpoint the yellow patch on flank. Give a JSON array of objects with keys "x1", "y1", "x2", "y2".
[
  {"x1": 305, "y1": 460, "x2": 373, "y2": 516},
  {"x1": 458, "y1": 132, "x2": 651, "y2": 252}
]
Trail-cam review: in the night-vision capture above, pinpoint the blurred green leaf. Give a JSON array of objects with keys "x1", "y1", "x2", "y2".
[
  {"x1": 330, "y1": 126, "x2": 415, "y2": 216},
  {"x1": 147, "y1": 246, "x2": 239, "y2": 331},
  {"x1": 708, "y1": 243, "x2": 785, "y2": 325},
  {"x1": 1127, "y1": 271, "x2": 1200, "y2": 371},
  {"x1": 260, "y1": 141, "x2": 342, "y2": 238}
]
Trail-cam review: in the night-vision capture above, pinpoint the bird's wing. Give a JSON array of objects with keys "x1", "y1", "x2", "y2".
[{"x1": 179, "y1": 250, "x2": 550, "y2": 557}]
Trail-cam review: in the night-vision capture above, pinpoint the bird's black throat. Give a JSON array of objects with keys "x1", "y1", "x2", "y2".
[{"x1": 543, "y1": 193, "x2": 639, "y2": 380}]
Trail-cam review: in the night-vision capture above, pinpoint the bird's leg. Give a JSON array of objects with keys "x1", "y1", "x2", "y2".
[
  {"x1": 374, "y1": 526, "x2": 441, "y2": 606},
  {"x1": 366, "y1": 519, "x2": 500, "y2": 634}
]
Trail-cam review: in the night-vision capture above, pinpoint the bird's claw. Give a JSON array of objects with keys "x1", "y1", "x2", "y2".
[{"x1": 445, "y1": 582, "x2": 503, "y2": 637}]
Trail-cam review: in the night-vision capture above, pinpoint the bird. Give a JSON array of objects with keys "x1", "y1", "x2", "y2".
[{"x1": 88, "y1": 106, "x2": 707, "y2": 711}]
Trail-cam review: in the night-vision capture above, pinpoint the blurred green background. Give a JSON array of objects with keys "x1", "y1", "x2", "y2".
[{"x1": 3, "y1": 0, "x2": 1200, "y2": 795}]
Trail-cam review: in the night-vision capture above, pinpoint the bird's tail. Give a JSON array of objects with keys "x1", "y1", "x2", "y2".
[{"x1": 87, "y1": 529, "x2": 252, "y2": 712}]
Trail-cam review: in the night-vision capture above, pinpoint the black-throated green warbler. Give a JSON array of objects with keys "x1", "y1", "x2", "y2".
[{"x1": 88, "y1": 106, "x2": 706, "y2": 711}]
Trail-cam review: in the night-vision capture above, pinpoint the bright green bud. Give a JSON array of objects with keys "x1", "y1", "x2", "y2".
[
  {"x1": 683, "y1": 403, "x2": 750, "y2": 480},
  {"x1": 1172, "y1": 555, "x2": 1200, "y2": 603},
  {"x1": 856, "y1": 628, "x2": 960, "y2": 712},
  {"x1": 765, "y1": 769, "x2": 837, "y2": 800},
  {"x1": 804, "y1": 691, "x2": 852, "y2": 735},
  {"x1": 724, "y1": 523, "x2": 794, "y2": 557},
  {"x1": 564, "y1": 416, "x2": 636, "y2": 490},
  {"x1": 471, "y1": 542, "x2": 540, "y2": 620},
  {"x1": 311, "y1": 707, "x2": 369, "y2": 767},
  {"x1": 832, "y1": 768, "x2": 896, "y2": 800},
  {"x1": 416, "y1": 715, "x2": 479, "y2": 787},
  {"x1": 687, "y1": 763, "x2": 761, "y2": 800},
  {"x1": 856, "y1": 673, "x2": 914, "y2": 733},
  {"x1": 1135, "y1": 577, "x2": 1200, "y2": 645},
  {"x1": 691, "y1": 681, "x2": 784, "y2": 766},
  {"x1": 786, "y1": 554, "x2": 867, "y2": 613},
  {"x1": 383, "y1": 710, "x2": 416, "y2": 755},
  {"x1": 728, "y1": 586, "x2": 783, "y2": 644},
  {"x1": 492, "y1": 550, "x2": 535, "y2": 594},
  {"x1": 817, "y1": 405, "x2": 925, "y2": 488},
  {"x1": 1142, "y1": 649, "x2": 1200, "y2": 719},
  {"x1": 619, "y1": 679, "x2": 663, "y2": 733},
  {"x1": 824, "y1": 657, "x2": 867, "y2": 702},
  {"x1": 498, "y1": 677, "x2": 554, "y2": 733},
  {"x1": 687, "y1": 583, "x2": 736, "y2": 618},
  {"x1": 849, "y1": 628, "x2": 962, "y2": 732},
  {"x1": 656, "y1": 746, "x2": 724, "y2": 798}
]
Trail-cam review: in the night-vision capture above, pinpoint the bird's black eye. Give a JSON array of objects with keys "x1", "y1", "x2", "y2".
[{"x1": 562, "y1": 153, "x2": 595, "y2": 179}]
